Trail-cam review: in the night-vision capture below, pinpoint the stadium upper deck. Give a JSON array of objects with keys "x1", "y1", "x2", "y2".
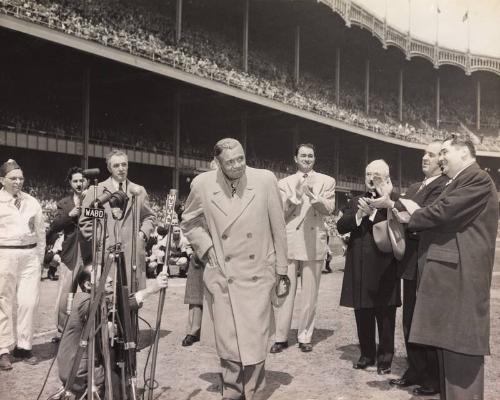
[{"x1": 1, "y1": 0, "x2": 499, "y2": 156}]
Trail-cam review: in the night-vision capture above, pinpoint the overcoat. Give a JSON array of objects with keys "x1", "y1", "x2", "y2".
[
  {"x1": 80, "y1": 177, "x2": 156, "y2": 290},
  {"x1": 337, "y1": 193, "x2": 401, "y2": 309},
  {"x1": 397, "y1": 175, "x2": 448, "y2": 280},
  {"x1": 408, "y1": 163, "x2": 498, "y2": 355},
  {"x1": 279, "y1": 171, "x2": 336, "y2": 261},
  {"x1": 181, "y1": 167, "x2": 288, "y2": 365}
]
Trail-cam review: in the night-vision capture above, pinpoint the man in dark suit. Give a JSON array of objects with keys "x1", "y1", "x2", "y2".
[
  {"x1": 381, "y1": 141, "x2": 448, "y2": 396},
  {"x1": 337, "y1": 159, "x2": 401, "y2": 375},
  {"x1": 46, "y1": 167, "x2": 91, "y2": 335},
  {"x1": 394, "y1": 135, "x2": 498, "y2": 399}
]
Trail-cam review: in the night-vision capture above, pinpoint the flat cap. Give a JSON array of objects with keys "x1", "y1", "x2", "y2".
[{"x1": 0, "y1": 159, "x2": 21, "y2": 177}]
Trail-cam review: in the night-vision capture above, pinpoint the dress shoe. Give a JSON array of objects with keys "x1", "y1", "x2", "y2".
[
  {"x1": 269, "y1": 341, "x2": 288, "y2": 353},
  {"x1": 353, "y1": 356, "x2": 375, "y2": 369},
  {"x1": 181, "y1": 334, "x2": 200, "y2": 347},
  {"x1": 0, "y1": 353, "x2": 12, "y2": 370},
  {"x1": 299, "y1": 342, "x2": 313, "y2": 352},
  {"x1": 389, "y1": 378, "x2": 415, "y2": 387},
  {"x1": 12, "y1": 347, "x2": 38, "y2": 365},
  {"x1": 377, "y1": 362, "x2": 392, "y2": 375},
  {"x1": 413, "y1": 386, "x2": 439, "y2": 396}
]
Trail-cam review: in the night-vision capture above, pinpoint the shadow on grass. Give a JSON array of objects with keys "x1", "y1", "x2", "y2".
[
  {"x1": 199, "y1": 369, "x2": 293, "y2": 400},
  {"x1": 286, "y1": 328, "x2": 335, "y2": 346},
  {"x1": 199, "y1": 372, "x2": 222, "y2": 394},
  {"x1": 29, "y1": 329, "x2": 171, "y2": 362},
  {"x1": 138, "y1": 329, "x2": 171, "y2": 350},
  {"x1": 258, "y1": 369, "x2": 293, "y2": 400},
  {"x1": 28, "y1": 341, "x2": 58, "y2": 363}
]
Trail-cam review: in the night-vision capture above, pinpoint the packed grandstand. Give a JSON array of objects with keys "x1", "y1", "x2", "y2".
[
  {"x1": 1, "y1": 0, "x2": 499, "y2": 223},
  {"x1": 1, "y1": 0, "x2": 499, "y2": 153}
]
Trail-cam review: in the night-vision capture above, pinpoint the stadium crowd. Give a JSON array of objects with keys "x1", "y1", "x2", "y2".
[{"x1": 1, "y1": 0, "x2": 500, "y2": 153}]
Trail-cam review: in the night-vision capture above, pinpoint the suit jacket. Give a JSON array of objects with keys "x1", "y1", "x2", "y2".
[
  {"x1": 337, "y1": 193, "x2": 401, "y2": 309},
  {"x1": 279, "y1": 171, "x2": 336, "y2": 261},
  {"x1": 408, "y1": 163, "x2": 499, "y2": 355},
  {"x1": 396, "y1": 175, "x2": 448, "y2": 280},
  {"x1": 181, "y1": 166, "x2": 287, "y2": 365},
  {"x1": 46, "y1": 195, "x2": 91, "y2": 270},
  {"x1": 80, "y1": 178, "x2": 156, "y2": 290}
]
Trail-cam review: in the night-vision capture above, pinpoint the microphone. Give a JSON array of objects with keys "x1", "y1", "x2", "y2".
[
  {"x1": 82, "y1": 168, "x2": 100, "y2": 177},
  {"x1": 95, "y1": 188, "x2": 113, "y2": 206}
]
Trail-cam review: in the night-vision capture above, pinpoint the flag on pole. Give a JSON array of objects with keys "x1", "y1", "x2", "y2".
[{"x1": 463, "y1": 10, "x2": 469, "y2": 22}]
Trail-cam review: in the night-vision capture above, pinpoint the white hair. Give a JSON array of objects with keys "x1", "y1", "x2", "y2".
[{"x1": 366, "y1": 159, "x2": 390, "y2": 176}]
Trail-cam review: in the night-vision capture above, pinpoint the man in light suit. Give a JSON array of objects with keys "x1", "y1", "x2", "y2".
[
  {"x1": 181, "y1": 138, "x2": 288, "y2": 400},
  {"x1": 270, "y1": 143, "x2": 335, "y2": 353},
  {"x1": 80, "y1": 149, "x2": 156, "y2": 291},
  {"x1": 397, "y1": 135, "x2": 498, "y2": 400}
]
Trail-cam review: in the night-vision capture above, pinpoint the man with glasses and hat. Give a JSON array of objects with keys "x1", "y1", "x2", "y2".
[{"x1": 0, "y1": 159, "x2": 45, "y2": 370}]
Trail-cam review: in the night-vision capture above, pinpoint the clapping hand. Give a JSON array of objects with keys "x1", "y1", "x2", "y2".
[
  {"x1": 303, "y1": 175, "x2": 317, "y2": 200},
  {"x1": 357, "y1": 197, "x2": 372, "y2": 218},
  {"x1": 111, "y1": 207, "x2": 123, "y2": 220},
  {"x1": 295, "y1": 177, "x2": 305, "y2": 199},
  {"x1": 372, "y1": 174, "x2": 393, "y2": 197},
  {"x1": 366, "y1": 194, "x2": 393, "y2": 209},
  {"x1": 68, "y1": 206, "x2": 81, "y2": 218}
]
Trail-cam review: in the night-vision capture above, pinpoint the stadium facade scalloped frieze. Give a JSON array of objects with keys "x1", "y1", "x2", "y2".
[{"x1": 319, "y1": 0, "x2": 500, "y2": 76}]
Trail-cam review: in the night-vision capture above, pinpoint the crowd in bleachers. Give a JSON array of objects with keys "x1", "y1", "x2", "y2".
[{"x1": 1, "y1": 0, "x2": 500, "y2": 153}]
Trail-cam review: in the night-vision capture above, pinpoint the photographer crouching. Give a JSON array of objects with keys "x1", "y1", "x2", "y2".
[{"x1": 48, "y1": 267, "x2": 168, "y2": 399}]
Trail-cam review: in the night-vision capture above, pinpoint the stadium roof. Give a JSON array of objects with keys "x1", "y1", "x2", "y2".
[{"x1": 354, "y1": 0, "x2": 500, "y2": 58}]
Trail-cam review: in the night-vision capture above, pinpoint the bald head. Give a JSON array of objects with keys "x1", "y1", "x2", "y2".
[{"x1": 365, "y1": 159, "x2": 390, "y2": 190}]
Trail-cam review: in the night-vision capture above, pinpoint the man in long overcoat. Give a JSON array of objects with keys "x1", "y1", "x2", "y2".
[
  {"x1": 181, "y1": 138, "x2": 288, "y2": 400},
  {"x1": 80, "y1": 150, "x2": 156, "y2": 290},
  {"x1": 404, "y1": 136, "x2": 498, "y2": 399},
  {"x1": 372, "y1": 142, "x2": 447, "y2": 395},
  {"x1": 337, "y1": 160, "x2": 401, "y2": 375}
]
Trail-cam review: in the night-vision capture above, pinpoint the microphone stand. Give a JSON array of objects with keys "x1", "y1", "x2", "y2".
[
  {"x1": 130, "y1": 193, "x2": 138, "y2": 347},
  {"x1": 146, "y1": 189, "x2": 177, "y2": 400},
  {"x1": 88, "y1": 178, "x2": 100, "y2": 400}
]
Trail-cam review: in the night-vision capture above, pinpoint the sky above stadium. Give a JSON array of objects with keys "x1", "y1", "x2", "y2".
[{"x1": 353, "y1": 0, "x2": 500, "y2": 57}]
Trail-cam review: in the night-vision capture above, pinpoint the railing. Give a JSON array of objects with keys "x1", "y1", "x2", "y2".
[{"x1": 319, "y1": 0, "x2": 500, "y2": 76}]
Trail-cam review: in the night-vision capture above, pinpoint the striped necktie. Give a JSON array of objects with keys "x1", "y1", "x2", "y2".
[{"x1": 13, "y1": 194, "x2": 21, "y2": 209}]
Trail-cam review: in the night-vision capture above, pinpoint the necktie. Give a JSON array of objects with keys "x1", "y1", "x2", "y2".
[
  {"x1": 230, "y1": 182, "x2": 237, "y2": 197},
  {"x1": 417, "y1": 181, "x2": 426, "y2": 193},
  {"x1": 119, "y1": 182, "x2": 124, "y2": 192},
  {"x1": 13, "y1": 195, "x2": 21, "y2": 209}
]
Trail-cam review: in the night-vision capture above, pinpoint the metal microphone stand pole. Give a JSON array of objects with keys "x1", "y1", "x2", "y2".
[
  {"x1": 98, "y1": 216, "x2": 113, "y2": 400},
  {"x1": 88, "y1": 178, "x2": 100, "y2": 400},
  {"x1": 130, "y1": 194, "x2": 138, "y2": 346},
  {"x1": 147, "y1": 189, "x2": 177, "y2": 400},
  {"x1": 63, "y1": 239, "x2": 114, "y2": 397},
  {"x1": 115, "y1": 247, "x2": 138, "y2": 400}
]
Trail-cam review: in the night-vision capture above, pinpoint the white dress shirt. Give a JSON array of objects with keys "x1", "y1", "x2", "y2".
[{"x1": 0, "y1": 188, "x2": 46, "y2": 260}]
